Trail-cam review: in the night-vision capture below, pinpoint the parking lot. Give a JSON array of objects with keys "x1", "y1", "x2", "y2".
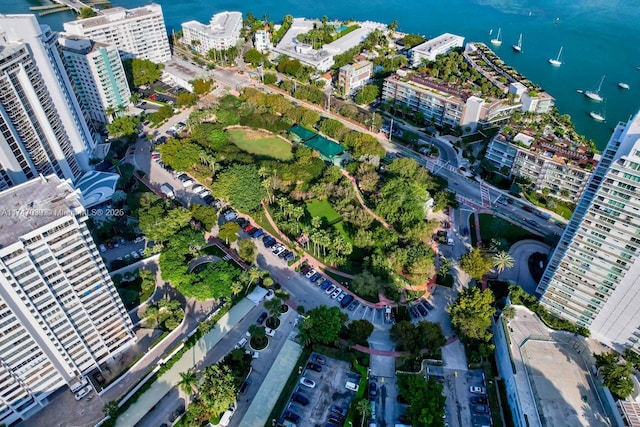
[{"x1": 278, "y1": 353, "x2": 356, "y2": 427}]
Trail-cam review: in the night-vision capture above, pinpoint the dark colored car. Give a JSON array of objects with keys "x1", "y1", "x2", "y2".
[
  {"x1": 279, "y1": 249, "x2": 291, "y2": 259},
  {"x1": 369, "y1": 382, "x2": 378, "y2": 400},
  {"x1": 257, "y1": 312, "x2": 268, "y2": 324},
  {"x1": 473, "y1": 405, "x2": 489, "y2": 414},
  {"x1": 252, "y1": 229, "x2": 264, "y2": 238},
  {"x1": 263, "y1": 237, "x2": 276, "y2": 248},
  {"x1": 306, "y1": 362, "x2": 322, "y2": 372},
  {"x1": 285, "y1": 252, "x2": 296, "y2": 262},
  {"x1": 470, "y1": 396, "x2": 488, "y2": 404},
  {"x1": 239, "y1": 378, "x2": 252, "y2": 394},
  {"x1": 328, "y1": 416, "x2": 344, "y2": 425},
  {"x1": 432, "y1": 375, "x2": 445, "y2": 383},
  {"x1": 330, "y1": 405, "x2": 347, "y2": 417},
  {"x1": 409, "y1": 306, "x2": 419, "y2": 318},
  {"x1": 313, "y1": 354, "x2": 326, "y2": 365},
  {"x1": 320, "y1": 280, "x2": 331, "y2": 290},
  {"x1": 291, "y1": 392, "x2": 309, "y2": 406},
  {"x1": 340, "y1": 294, "x2": 354, "y2": 308},
  {"x1": 300, "y1": 265, "x2": 312, "y2": 275},
  {"x1": 247, "y1": 227, "x2": 261, "y2": 236},
  {"x1": 283, "y1": 411, "x2": 300, "y2": 423},
  {"x1": 416, "y1": 303, "x2": 428, "y2": 316},
  {"x1": 422, "y1": 299, "x2": 434, "y2": 310},
  {"x1": 309, "y1": 272, "x2": 322, "y2": 282}
]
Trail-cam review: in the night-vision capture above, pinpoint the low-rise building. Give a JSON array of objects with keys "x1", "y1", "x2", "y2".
[
  {"x1": 63, "y1": 5, "x2": 171, "y2": 63},
  {"x1": 410, "y1": 33, "x2": 464, "y2": 66},
  {"x1": 253, "y1": 29, "x2": 272, "y2": 53},
  {"x1": 182, "y1": 11, "x2": 242, "y2": 55},
  {"x1": 58, "y1": 35, "x2": 131, "y2": 124},
  {"x1": 338, "y1": 60, "x2": 372, "y2": 95},
  {"x1": 272, "y1": 18, "x2": 385, "y2": 71},
  {"x1": 382, "y1": 73, "x2": 519, "y2": 133},
  {"x1": 486, "y1": 131, "x2": 596, "y2": 201}
]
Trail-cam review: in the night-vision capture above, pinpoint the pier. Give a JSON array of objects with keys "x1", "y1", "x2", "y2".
[{"x1": 29, "y1": 0, "x2": 107, "y2": 16}]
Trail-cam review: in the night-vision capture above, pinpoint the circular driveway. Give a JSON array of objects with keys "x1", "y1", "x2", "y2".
[{"x1": 499, "y1": 239, "x2": 551, "y2": 295}]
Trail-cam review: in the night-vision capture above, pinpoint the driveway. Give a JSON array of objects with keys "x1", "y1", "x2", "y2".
[{"x1": 500, "y1": 239, "x2": 551, "y2": 294}]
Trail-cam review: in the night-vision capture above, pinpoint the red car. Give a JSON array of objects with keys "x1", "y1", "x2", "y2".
[
  {"x1": 149, "y1": 94, "x2": 157, "y2": 100},
  {"x1": 243, "y1": 225, "x2": 254, "y2": 233}
]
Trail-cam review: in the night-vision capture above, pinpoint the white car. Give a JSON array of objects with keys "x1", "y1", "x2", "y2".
[
  {"x1": 325, "y1": 284, "x2": 336, "y2": 295},
  {"x1": 469, "y1": 386, "x2": 486, "y2": 394},
  {"x1": 305, "y1": 269, "x2": 317, "y2": 278},
  {"x1": 265, "y1": 327, "x2": 276, "y2": 337},
  {"x1": 300, "y1": 377, "x2": 316, "y2": 388},
  {"x1": 192, "y1": 185, "x2": 204, "y2": 193},
  {"x1": 98, "y1": 244, "x2": 107, "y2": 253},
  {"x1": 337, "y1": 292, "x2": 346, "y2": 302},
  {"x1": 74, "y1": 385, "x2": 92, "y2": 400},
  {"x1": 182, "y1": 179, "x2": 194, "y2": 188},
  {"x1": 235, "y1": 337, "x2": 247, "y2": 349},
  {"x1": 330, "y1": 289, "x2": 341, "y2": 299},
  {"x1": 130, "y1": 251, "x2": 140, "y2": 259},
  {"x1": 264, "y1": 289, "x2": 275, "y2": 300},
  {"x1": 245, "y1": 350, "x2": 259, "y2": 359}
]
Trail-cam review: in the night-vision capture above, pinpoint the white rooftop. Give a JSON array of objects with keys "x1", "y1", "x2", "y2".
[
  {"x1": 411, "y1": 33, "x2": 465, "y2": 55},
  {"x1": 182, "y1": 11, "x2": 242, "y2": 40}
]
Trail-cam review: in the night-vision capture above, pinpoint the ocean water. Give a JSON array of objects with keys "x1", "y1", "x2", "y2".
[{"x1": 4, "y1": 0, "x2": 640, "y2": 150}]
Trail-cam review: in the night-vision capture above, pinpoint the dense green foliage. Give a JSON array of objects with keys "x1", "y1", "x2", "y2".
[
  {"x1": 107, "y1": 116, "x2": 140, "y2": 139},
  {"x1": 449, "y1": 287, "x2": 496, "y2": 361},
  {"x1": 210, "y1": 164, "x2": 266, "y2": 211},
  {"x1": 391, "y1": 320, "x2": 445, "y2": 358},
  {"x1": 402, "y1": 34, "x2": 426, "y2": 49},
  {"x1": 238, "y1": 239, "x2": 258, "y2": 263},
  {"x1": 137, "y1": 194, "x2": 192, "y2": 242},
  {"x1": 595, "y1": 352, "x2": 634, "y2": 399},
  {"x1": 244, "y1": 48, "x2": 265, "y2": 66},
  {"x1": 459, "y1": 248, "x2": 493, "y2": 280},
  {"x1": 346, "y1": 320, "x2": 374, "y2": 345},
  {"x1": 142, "y1": 299, "x2": 184, "y2": 330},
  {"x1": 354, "y1": 84, "x2": 380, "y2": 105},
  {"x1": 189, "y1": 204, "x2": 218, "y2": 230},
  {"x1": 123, "y1": 58, "x2": 163, "y2": 87},
  {"x1": 298, "y1": 305, "x2": 347, "y2": 345},
  {"x1": 397, "y1": 374, "x2": 446, "y2": 427}
]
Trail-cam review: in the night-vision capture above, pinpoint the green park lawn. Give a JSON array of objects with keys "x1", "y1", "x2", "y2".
[
  {"x1": 472, "y1": 213, "x2": 538, "y2": 246},
  {"x1": 227, "y1": 128, "x2": 293, "y2": 160},
  {"x1": 305, "y1": 199, "x2": 342, "y2": 225}
]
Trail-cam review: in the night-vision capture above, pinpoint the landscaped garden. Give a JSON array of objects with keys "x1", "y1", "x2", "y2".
[{"x1": 471, "y1": 213, "x2": 539, "y2": 247}]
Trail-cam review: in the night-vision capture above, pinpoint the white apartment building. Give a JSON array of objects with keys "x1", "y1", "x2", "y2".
[
  {"x1": 536, "y1": 111, "x2": 640, "y2": 352},
  {"x1": 486, "y1": 132, "x2": 595, "y2": 202},
  {"x1": 63, "y1": 5, "x2": 171, "y2": 63},
  {"x1": 253, "y1": 29, "x2": 271, "y2": 53},
  {"x1": 410, "y1": 33, "x2": 465, "y2": 66},
  {"x1": 0, "y1": 15, "x2": 96, "y2": 191},
  {"x1": 182, "y1": 11, "x2": 242, "y2": 55},
  {"x1": 58, "y1": 35, "x2": 131, "y2": 125},
  {"x1": 382, "y1": 73, "x2": 519, "y2": 132},
  {"x1": 0, "y1": 175, "x2": 135, "y2": 426},
  {"x1": 338, "y1": 60, "x2": 372, "y2": 95}
]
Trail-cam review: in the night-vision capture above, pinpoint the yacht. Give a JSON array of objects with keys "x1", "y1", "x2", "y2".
[
  {"x1": 584, "y1": 75, "x2": 605, "y2": 102},
  {"x1": 512, "y1": 34, "x2": 522, "y2": 52},
  {"x1": 549, "y1": 47, "x2": 563, "y2": 66},
  {"x1": 589, "y1": 111, "x2": 605, "y2": 122},
  {"x1": 618, "y1": 82, "x2": 630, "y2": 89},
  {"x1": 490, "y1": 28, "x2": 502, "y2": 46}
]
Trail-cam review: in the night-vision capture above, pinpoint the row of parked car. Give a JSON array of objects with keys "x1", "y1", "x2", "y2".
[
  {"x1": 408, "y1": 298, "x2": 434, "y2": 319},
  {"x1": 299, "y1": 262, "x2": 359, "y2": 311}
]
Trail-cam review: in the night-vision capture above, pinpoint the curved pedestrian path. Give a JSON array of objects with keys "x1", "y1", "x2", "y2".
[
  {"x1": 340, "y1": 169, "x2": 394, "y2": 231},
  {"x1": 501, "y1": 239, "x2": 551, "y2": 295}
]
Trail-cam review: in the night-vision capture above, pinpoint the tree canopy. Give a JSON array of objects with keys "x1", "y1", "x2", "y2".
[
  {"x1": 459, "y1": 248, "x2": 493, "y2": 280},
  {"x1": 107, "y1": 116, "x2": 140, "y2": 139},
  {"x1": 354, "y1": 84, "x2": 379, "y2": 105},
  {"x1": 397, "y1": 374, "x2": 446, "y2": 427},
  {"x1": 595, "y1": 351, "x2": 634, "y2": 399},
  {"x1": 449, "y1": 287, "x2": 496, "y2": 344},
  {"x1": 124, "y1": 58, "x2": 163, "y2": 87},
  {"x1": 298, "y1": 305, "x2": 347, "y2": 345},
  {"x1": 391, "y1": 320, "x2": 445, "y2": 358},
  {"x1": 346, "y1": 320, "x2": 374, "y2": 346},
  {"x1": 211, "y1": 164, "x2": 266, "y2": 212},
  {"x1": 138, "y1": 194, "x2": 192, "y2": 242}
]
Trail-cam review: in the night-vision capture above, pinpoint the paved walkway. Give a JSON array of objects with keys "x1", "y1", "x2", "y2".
[
  {"x1": 501, "y1": 239, "x2": 551, "y2": 295},
  {"x1": 352, "y1": 344, "x2": 404, "y2": 357},
  {"x1": 116, "y1": 298, "x2": 256, "y2": 427},
  {"x1": 340, "y1": 169, "x2": 394, "y2": 231},
  {"x1": 473, "y1": 211, "x2": 482, "y2": 247}
]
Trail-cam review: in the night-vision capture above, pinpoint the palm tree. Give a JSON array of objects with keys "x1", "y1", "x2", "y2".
[
  {"x1": 264, "y1": 297, "x2": 282, "y2": 319},
  {"x1": 178, "y1": 369, "x2": 198, "y2": 395},
  {"x1": 355, "y1": 399, "x2": 372, "y2": 427},
  {"x1": 230, "y1": 281, "x2": 243, "y2": 296},
  {"x1": 492, "y1": 251, "x2": 515, "y2": 273}
]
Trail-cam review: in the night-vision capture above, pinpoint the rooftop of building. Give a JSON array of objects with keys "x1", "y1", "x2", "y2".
[
  {"x1": 290, "y1": 125, "x2": 345, "y2": 157},
  {"x1": 411, "y1": 33, "x2": 465, "y2": 55},
  {"x1": 339, "y1": 59, "x2": 371, "y2": 73},
  {"x1": 182, "y1": 11, "x2": 242, "y2": 39},
  {"x1": 63, "y1": 4, "x2": 163, "y2": 30},
  {"x1": 618, "y1": 400, "x2": 640, "y2": 427},
  {"x1": 384, "y1": 72, "x2": 470, "y2": 103},
  {"x1": 57, "y1": 34, "x2": 110, "y2": 55},
  {"x1": 504, "y1": 305, "x2": 611, "y2": 427},
  {"x1": 0, "y1": 175, "x2": 84, "y2": 248},
  {"x1": 494, "y1": 127, "x2": 598, "y2": 169},
  {"x1": 613, "y1": 110, "x2": 640, "y2": 162},
  {"x1": 273, "y1": 18, "x2": 384, "y2": 68}
]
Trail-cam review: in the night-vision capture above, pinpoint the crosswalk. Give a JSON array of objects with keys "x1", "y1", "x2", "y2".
[{"x1": 479, "y1": 183, "x2": 492, "y2": 208}]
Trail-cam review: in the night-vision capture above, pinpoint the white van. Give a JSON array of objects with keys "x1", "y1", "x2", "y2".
[
  {"x1": 345, "y1": 381, "x2": 359, "y2": 391},
  {"x1": 219, "y1": 405, "x2": 235, "y2": 427}
]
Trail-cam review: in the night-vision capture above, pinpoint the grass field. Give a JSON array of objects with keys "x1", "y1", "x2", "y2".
[
  {"x1": 305, "y1": 199, "x2": 342, "y2": 225},
  {"x1": 473, "y1": 213, "x2": 538, "y2": 246},
  {"x1": 227, "y1": 128, "x2": 293, "y2": 160}
]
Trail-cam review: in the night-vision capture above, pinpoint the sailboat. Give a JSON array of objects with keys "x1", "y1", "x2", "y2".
[
  {"x1": 548, "y1": 47, "x2": 563, "y2": 66},
  {"x1": 512, "y1": 34, "x2": 522, "y2": 52},
  {"x1": 490, "y1": 28, "x2": 502, "y2": 46},
  {"x1": 584, "y1": 75, "x2": 605, "y2": 102},
  {"x1": 589, "y1": 104, "x2": 606, "y2": 122}
]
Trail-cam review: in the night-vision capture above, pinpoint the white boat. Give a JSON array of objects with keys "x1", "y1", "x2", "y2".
[
  {"x1": 490, "y1": 28, "x2": 502, "y2": 46},
  {"x1": 584, "y1": 75, "x2": 605, "y2": 102},
  {"x1": 618, "y1": 82, "x2": 630, "y2": 89},
  {"x1": 549, "y1": 47, "x2": 563, "y2": 66},
  {"x1": 590, "y1": 111, "x2": 605, "y2": 122},
  {"x1": 512, "y1": 34, "x2": 522, "y2": 52}
]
